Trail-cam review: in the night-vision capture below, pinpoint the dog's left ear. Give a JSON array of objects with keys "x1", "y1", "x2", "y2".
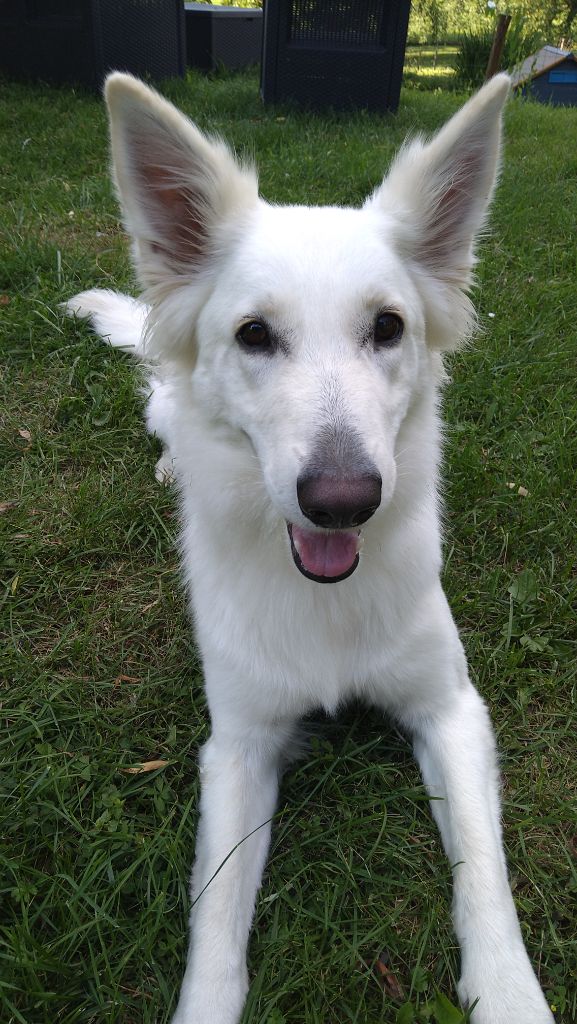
[{"x1": 367, "y1": 74, "x2": 510, "y2": 349}]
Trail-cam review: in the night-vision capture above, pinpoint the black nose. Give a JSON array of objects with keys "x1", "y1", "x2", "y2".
[{"x1": 297, "y1": 471, "x2": 382, "y2": 529}]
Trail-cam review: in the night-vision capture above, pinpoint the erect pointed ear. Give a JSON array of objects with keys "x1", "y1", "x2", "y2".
[
  {"x1": 104, "y1": 73, "x2": 258, "y2": 292},
  {"x1": 366, "y1": 74, "x2": 510, "y2": 350}
]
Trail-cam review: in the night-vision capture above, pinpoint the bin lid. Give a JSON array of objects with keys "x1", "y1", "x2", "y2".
[{"x1": 184, "y1": 3, "x2": 262, "y2": 17}]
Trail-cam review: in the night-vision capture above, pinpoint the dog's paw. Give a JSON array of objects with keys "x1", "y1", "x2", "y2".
[{"x1": 458, "y1": 952, "x2": 555, "y2": 1024}]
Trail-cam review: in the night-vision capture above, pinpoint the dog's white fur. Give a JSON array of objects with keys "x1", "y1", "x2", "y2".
[{"x1": 67, "y1": 74, "x2": 554, "y2": 1024}]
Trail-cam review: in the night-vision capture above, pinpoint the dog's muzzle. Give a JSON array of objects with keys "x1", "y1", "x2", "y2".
[{"x1": 287, "y1": 469, "x2": 381, "y2": 583}]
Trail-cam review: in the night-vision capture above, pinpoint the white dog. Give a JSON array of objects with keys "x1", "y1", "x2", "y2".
[{"x1": 67, "y1": 72, "x2": 554, "y2": 1024}]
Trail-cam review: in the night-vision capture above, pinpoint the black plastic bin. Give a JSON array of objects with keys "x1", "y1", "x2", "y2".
[
  {"x1": 0, "y1": 0, "x2": 186, "y2": 90},
  {"x1": 261, "y1": 0, "x2": 411, "y2": 112},
  {"x1": 184, "y1": 3, "x2": 263, "y2": 72}
]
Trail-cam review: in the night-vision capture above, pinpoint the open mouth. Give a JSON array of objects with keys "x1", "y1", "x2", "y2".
[{"x1": 287, "y1": 523, "x2": 361, "y2": 583}]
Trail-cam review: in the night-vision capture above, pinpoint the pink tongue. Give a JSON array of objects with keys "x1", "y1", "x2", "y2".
[{"x1": 291, "y1": 525, "x2": 359, "y2": 578}]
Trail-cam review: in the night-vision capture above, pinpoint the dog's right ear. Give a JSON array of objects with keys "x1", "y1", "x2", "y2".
[{"x1": 105, "y1": 74, "x2": 258, "y2": 294}]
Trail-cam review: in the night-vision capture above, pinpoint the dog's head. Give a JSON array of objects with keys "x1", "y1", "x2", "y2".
[{"x1": 105, "y1": 73, "x2": 509, "y2": 583}]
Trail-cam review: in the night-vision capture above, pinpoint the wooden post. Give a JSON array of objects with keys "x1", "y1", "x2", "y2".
[{"x1": 485, "y1": 14, "x2": 512, "y2": 80}]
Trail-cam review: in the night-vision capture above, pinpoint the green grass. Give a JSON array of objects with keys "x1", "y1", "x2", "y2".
[
  {"x1": 1, "y1": 65, "x2": 576, "y2": 1024},
  {"x1": 404, "y1": 46, "x2": 459, "y2": 91}
]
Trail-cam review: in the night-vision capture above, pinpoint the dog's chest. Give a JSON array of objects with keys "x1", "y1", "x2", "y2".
[{"x1": 188, "y1": 534, "x2": 423, "y2": 718}]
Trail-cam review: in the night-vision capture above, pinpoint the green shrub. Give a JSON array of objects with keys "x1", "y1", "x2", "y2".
[
  {"x1": 505, "y1": 16, "x2": 545, "y2": 68},
  {"x1": 455, "y1": 15, "x2": 544, "y2": 88},
  {"x1": 454, "y1": 28, "x2": 494, "y2": 88}
]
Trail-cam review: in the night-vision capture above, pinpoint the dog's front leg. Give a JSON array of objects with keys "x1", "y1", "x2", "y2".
[
  {"x1": 407, "y1": 680, "x2": 554, "y2": 1024},
  {"x1": 171, "y1": 721, "x2": 288, "y2": 1024}
]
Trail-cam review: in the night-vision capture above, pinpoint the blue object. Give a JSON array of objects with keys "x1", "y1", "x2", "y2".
[{"x1": 548, "y1": 68, "x2": 577, "y2": 83}]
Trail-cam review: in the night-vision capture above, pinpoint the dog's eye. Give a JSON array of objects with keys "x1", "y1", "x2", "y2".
[
  {"x1": 236, "y1": 320, "x2": 271, "y2": 352},
  {"x1": 374, "y1": 312, "x2": 403, "y2": 347}
]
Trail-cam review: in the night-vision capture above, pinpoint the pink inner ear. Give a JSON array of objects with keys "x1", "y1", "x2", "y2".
[
  {"x1": 422, "y1": 142, "x2": 486, "y2": 269},
  {"x1": 128, "y1": 129, "x2": 209, "y2": 267},
  {"x1": 147, "y1": 165, "x2": 206, "y2": 263}
]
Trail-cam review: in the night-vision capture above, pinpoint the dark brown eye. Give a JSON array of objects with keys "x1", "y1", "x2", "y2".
[
  {"x1": 374, "y1": 312, "x2": 403, "y2": 347},
  {"x1": 236, "y1": 320, "x2": 271, "y2": 351}
]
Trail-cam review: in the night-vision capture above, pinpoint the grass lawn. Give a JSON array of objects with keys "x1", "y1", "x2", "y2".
[
  {"x1": 1, "y1": 62, "x2": 576, "y2": 1024},
  {"x1": 403, "y1": 46, "x2": 459, "y2": 91}
]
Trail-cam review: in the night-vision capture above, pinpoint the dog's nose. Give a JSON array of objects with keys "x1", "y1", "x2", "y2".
[{"x1": 297, "y1": 471, "x2": 382, "y2": 529}]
